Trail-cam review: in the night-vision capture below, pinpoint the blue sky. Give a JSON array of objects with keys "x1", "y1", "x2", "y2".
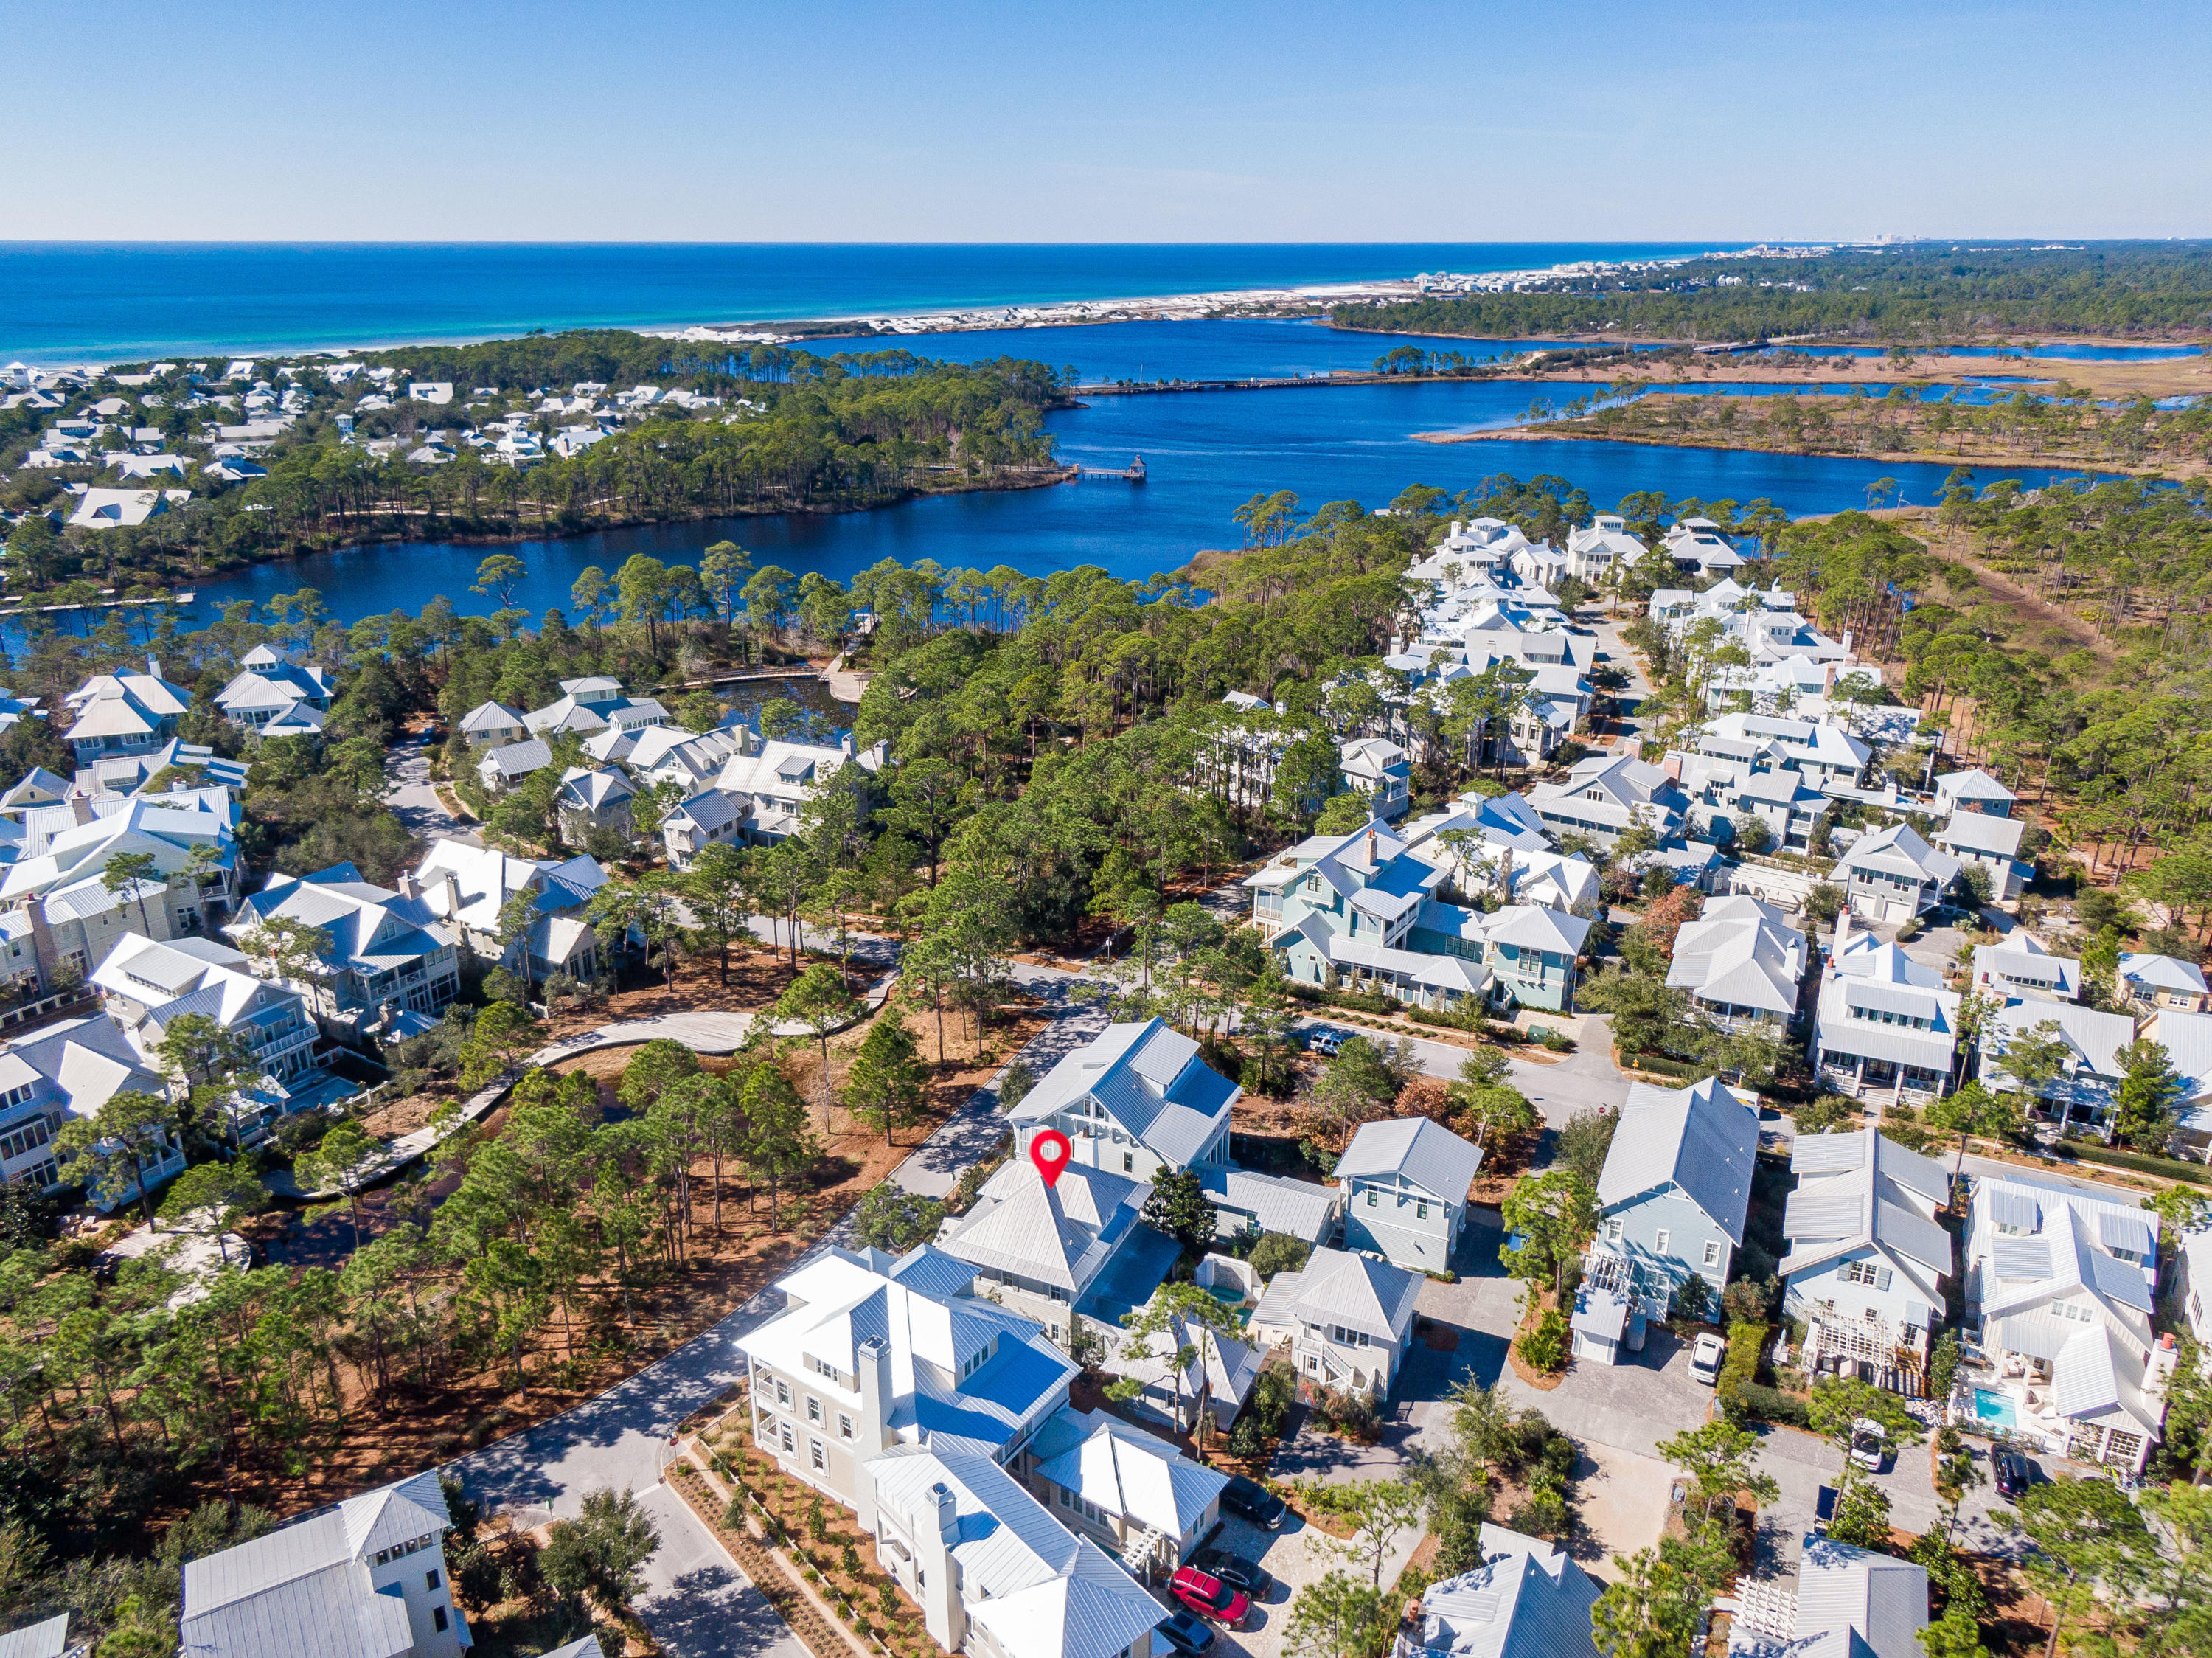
[{"x1": 11, "y1": 0, "x2": 2207, "y2": 240}]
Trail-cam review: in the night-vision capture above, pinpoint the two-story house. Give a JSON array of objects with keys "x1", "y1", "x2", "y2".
[
  {"x1": 714, "y1": 736, "x2": 891, "y2": 843},
  {"x1": 554, "y1": 766, "x2": 637, "y2": 847},
  {"x1": 735, "y1": 1246, "x2": 1079, "y2": 1508},
  {"x1": 1933, "y1": 767, "x2": 2016, "y2": 819},
  {"x1": 414, "y1": 841, "x2": 607, "y2": 985},
  {"x1": 1524, "y1": 753, "x2": 1689, "y2": 847},
  {"x1": 1576, "y1": 1078, "x2": 1759, "y2": 1364},
  {"x1": 1402, "y1": 1526, "x2": 1602, "y2": 1658},
  {"x1": 523, "y1": 677, "x2": 670, "y2": 740},
  {"x1": 225, "y1": 863, "x2": 461, "y2": 1039},
  {"x1": 1934, "y1": 809, "x2": 2030, "y2": 905},
  {"x1": 61, "y1": 663, "x2": 189, "y2": 764},
  {"x1": 180, "y1": 1471, "x2": 470, "y2": 1658},
  {"x1": 1980, "y1": 997, "x2": 2137, "y2": 1137},
  {"x1": 92, "y1": 933, "x2": 322, "y2": 1142},
  {"x1": 2118, "y1": 951, "x2": 2208, "y2": 1014},
  {"x1": 1811, "y1": 918, "x2": 1962, "y2": 1107},
  {"x1": 1336, "y1": 737, "x2": 1412, "y2": 821},
  {"x1": 0, "y1": 1013, "x2": 172, "y2": 1204},
  {"x1": 1666, "y1": 895, "x2": 1806, "y2": 1031},
  {"x1": 855, "y1": 1442, "x2": 1166, "y2": 1658},
  {"x1": 1779, "y1": 1127, "x2": 1953, "y2": 1392},
  {"x1": 1022, "y1": 1408, "x2": 1227, "y2": 1572},
  {"x1": 660, "y1": 788, "x2": 747, "y2": 870},
  {"x1": 0, "y1": 796, "x2": 240, "y2": 982},
  {"x1": 1008, "y1": 1019, "x2": 1236, "y2": 1182},
  {"x1": 457, "y1": 700, "x2": 528, "y2": 748},
  {"x1": 1336, "y1": 1115, "x2": 1484, "y2": 1273},
  {"x1": 1963, "y1": 1175, "x2": 2176, "y2": 1474},
  {"x1": 937, "y1": 1159, "x2": 1173, "y2": 1350},
  {"x1": 1834, "y1": 822, "x2": 1961, "y2": 923},
  {"x1": 212, "y1": 644, "x2": 334, "y2": 733},
  {"x1": 1969, "y1": 933, "x2": 2080, "y2": 1003},
  {"x1": 1247, "y1": 1245, "x2": 1422, "y2": 1398}
]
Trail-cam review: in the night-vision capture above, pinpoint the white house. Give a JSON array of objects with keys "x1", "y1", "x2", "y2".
[
  {"x1": 1778, "y1": 1128, "x2": 1952, "y2": 1391},
  {"x1": 1576, "y1": 1078, "x2": 1759, "y2": 1362},
  {"x1": 1020, "y1": 1408, "x2": 1228, "y2": 1571},
  {"x1": 1726, "y1": 1534, "x2": 1928, "y2": 1658},
  {"x1": 212, "y1": 645, "x2": 334, "y2": 732},
  {"x1": 225, "y1": 863, "x2": 462, "y2": 1037},
  {"x1": 1810, "y1": 918, "x2": 1961, "y2": 1107},
  {"x1": 1933, "y1": 767, "x2": 2015, "y2": 819},
  {"x1": 1666, "y1": 895, "x2": 1806, "y2": 1030},
  {"x1": 1969, "y1": 933, "x2": 2080, "y2": 1003},
  {"x1": 1337, "y1": 736, "x2": 1412, "y2": 820},
  {"x1": 412, "y1": 841, "x2": 606, "y2": 984},
  {"x1": 1833, "y1": 822, "x2": 1960, "y2": 923},
  {"x1": 1400, "y1": 1525, "x2": 1601, "y2": 1658},
  {"x1": 1525, "y1": 753, "x2": 1688, "y2": 847},
  {"x1": 0, "y1": 796, "x2": 240, "y2": 981},
  {"x1": 936, "y1": 1159, "x2": 1170, "y2": 1350},
  {"x1": 62, "y1": 665, "x2": 189, "y2": 764},
  {"x1": 68, "y1": 488, "x2": 179, "y2": 530},
  {"x1": 1980, "y1": 997, "x2": 2137, "y2": 1134},
  {"x1": 661, "y1": 788, "x2": 747, "y2": 870},
  {"x1": 1934, "y1": 809, "x2": 2030, "y2": 904},
  {"x1": 1336, "y1": 1115, "x2": 1484, "y2": 1272},
  {"x1": 179, "y1": 1471, "x2": 470, "y2": 1658},
  {"x1": 1962, "y1": 1174, "x2": 2177, "y2": 1473},
  {"x1": 1248, "y1": 1245, "x2": 1422, "y2": 1398},
  {"x1": 0, "y1": 1013, "x2": 172, "y2": 1202},
  {"x1": 714, "y1": 736, "x2": 890, "y2": 843},
  {"x1": 1008, "y1": 1019, "x2": 1236, "y2": 1182}
]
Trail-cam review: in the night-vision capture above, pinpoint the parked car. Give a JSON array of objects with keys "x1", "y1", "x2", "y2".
[
  {"x1": 1220, "y1": 1474, "x2": 1287, "y2": 1529},
  {"x1": 1848, "y1": 1418, "x2": 1888, "y2": 1473},
  {"x1": 1157, "y1": 1613, "x2": 1215, "y2": 1657},
  {"x1": 1192, "y1": 1547, "x2": 1273, "y2": 1600},
  {"x1": 1303, "y1": 1027, "x2": 1347, "y2": 1055},
  {"x1": 1993, "y1": 1449, "x2": 2035, "y2": 1499},
  {"x1": 1171, "y1": 1567, "x2": 1250, "y2": 1628},
  {"x1": 1688, "y1": 1333, "x2": 1726, "y2": 1387}
]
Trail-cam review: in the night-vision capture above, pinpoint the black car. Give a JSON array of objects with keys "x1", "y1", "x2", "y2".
[
  {"x1": 1157, "y1": 1613, "x2": 1216, "y2": 1657},
  {"x1": 1221, "y1": 1474, "x2": 1288, "y2": 1530},
  {"x1": 1193, "y1": 1547, "x2": 1273, "y2": 1600},
  {"x1": 1993, "y1": 1449, "x2": 2034, "y2": 1499}
]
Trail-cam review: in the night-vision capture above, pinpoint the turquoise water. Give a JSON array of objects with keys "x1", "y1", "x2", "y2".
[
  {"x1": 1974, "y1": 1387, "x2": 2019, "y2": 1429},
  {"x1": 0, "y1": 241, "x2": 1733, "y2": 364}
]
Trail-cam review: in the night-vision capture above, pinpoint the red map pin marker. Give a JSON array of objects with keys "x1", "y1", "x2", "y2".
[{"x1": 1029, "y1": 1129, "x2": 1072, "y2": 1189}]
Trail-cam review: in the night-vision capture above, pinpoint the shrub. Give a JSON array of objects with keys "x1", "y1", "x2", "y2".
[
  {"x1": 1722, "y1": 1275, "x2": 1776, "y2": 1325},
  {"x1": 1715, "y1": 1319, "x2": 1764, "y2": 1415},
  {"x1": 998, "y1": 1058, "x2": 1037, "y2": 1111},
  {"x1": 1249, "y1": 1232, "x2": 1313, "y2": 1280},
  {"x1": 1535, "y1": 1025, "x2": 1572, "y2": 1052},
  {"x1": 721, "y1": 1497, "x2": 745, "y2": 1530},
  {"x1": 1517, "y1": 1308, "x2": 1570, "y2": 1373},
  {"x1": 1733, "y1": 1381, "x2": 1810, "y2": 1427},
  {"x1": 2065, "y1": 1142, "x2": 2210, "y2": 1184}
]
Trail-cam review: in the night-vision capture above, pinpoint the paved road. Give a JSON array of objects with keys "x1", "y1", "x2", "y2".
[
  {"x1": 1287, "y1": 1010, "x2": 1630, "y2": 1128},
  {"x1": 384, "y1": 732, "x2": 479, "y2": 845}
]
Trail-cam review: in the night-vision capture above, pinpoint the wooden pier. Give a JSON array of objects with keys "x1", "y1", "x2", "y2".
[{"x1": 1074, "y1": 456, "x2": 1147, "y2": 482}]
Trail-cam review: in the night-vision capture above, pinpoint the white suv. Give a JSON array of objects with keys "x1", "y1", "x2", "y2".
[{"x1": 1688, "y1": 1333, "x2": 1726, "y2": 1386}]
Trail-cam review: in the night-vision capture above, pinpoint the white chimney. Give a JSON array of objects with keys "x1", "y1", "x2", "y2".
[
  {"x1": 930, "y1": 1482, "x2": 959, "y2": 1544},
  {"x1": 396, "y1": 868, "x2": 420, "y2": 901}
]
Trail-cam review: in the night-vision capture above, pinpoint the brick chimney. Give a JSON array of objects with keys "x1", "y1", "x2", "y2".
[{"x1": 21, "y1": 898, "x2": 57, "y2": 993}]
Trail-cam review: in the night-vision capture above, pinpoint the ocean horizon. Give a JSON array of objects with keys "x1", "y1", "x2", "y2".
[{"x1": 0, "y1": 240, "x2": 1740, "y2": 364}]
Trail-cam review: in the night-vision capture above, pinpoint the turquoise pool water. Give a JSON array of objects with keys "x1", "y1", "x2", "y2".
[{"x1": 1974, "y1": 1388, "x2": 2018, "y2": 1430}]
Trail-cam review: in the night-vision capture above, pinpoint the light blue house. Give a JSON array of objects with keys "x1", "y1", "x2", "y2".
[
  {"x1": 1245, "y1": 819, "x2": 1590, "y2": 1013},
  {"x1": 1337, "y1": 1116, "x2": 1484, "y2": 1272},
  {"x1": 1574, "y1": 1078, "x2": 1759, "y2": 1364}
]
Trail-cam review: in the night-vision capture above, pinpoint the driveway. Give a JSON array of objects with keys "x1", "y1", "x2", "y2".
[
  {"x1": 384, "y1": 733, "x2": 477, "y2": 845},
  {"x1": 1200, "y1": 1509, "x2": 1422, "y2": 1658},
  {"x1": 632, "y1": 1484, "x2": 810, "y2": 1658},
  {"x1": 1286, "y1": 1014, "x2": 1630, "y2": 1129}
]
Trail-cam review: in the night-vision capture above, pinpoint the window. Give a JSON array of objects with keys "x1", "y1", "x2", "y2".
[
  {"x1": 1703, "y1": 1241, "x2": 1722, "y2": 1268},
  {"x1": 1416, "y1": 1201, "x2": 1429, "y2": 1221},
  {"x1": 1654, "y1": 1229, "x2": 1670, "y2": 1254},
  {"x1": 811, "y1": 1440, "x2": 826, "y2": 1471},
  {"x1": 776, "y1": 1378, "x2": 790, "y2": 1406},
  {"x1": 807, "y1": 1397, "x2": 821, "y2": 1423},
  {"x1": 432, "y1": 1609, "x2": 449, "y2": 1634},
  {"x1": 1122, "y1": 1151, "x2": 1133, "y2": 1173},
  {"x1": 780, "y1": 1424, "x2": 794, "y2": 1454},
  {"x1": 1843, "y1": 1260, "x2": 1879, "y2": 1286},
  {"x1": 426, "y1": 1570, "x2": 440, "y2": 1591},
  {"x1": 1606, "y1": 1219, "x2": 1622, "y2": 1244},
  {"x1": 839, "y1": 1414, "x2": 854, "y2": 1440},
  {"x1": 1366, "y1": 1189, "x2": 1377, "y2": 1207}
]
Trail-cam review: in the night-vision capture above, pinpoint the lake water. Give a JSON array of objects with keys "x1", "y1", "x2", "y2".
[
  {"x1": 1761, "y1": 342, "x2": 2204, "y2": 362},
  {"x1": 185, "y1": 339, "x2": 2097, "y2": 625},
  {"x1": 0, "y1": 240, "x2": 1731, "y2": 364}
]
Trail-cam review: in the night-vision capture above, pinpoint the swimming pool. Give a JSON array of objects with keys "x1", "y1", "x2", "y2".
[{"x1": 1974, "y1": 1388, "x2": 2019, "y2": 1430}]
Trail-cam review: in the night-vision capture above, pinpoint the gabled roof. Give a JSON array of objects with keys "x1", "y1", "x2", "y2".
[
  {"x1": 2120, "y1": 951, "x2": 2208, "y2": 996},
  {"x1": 479, "y1": 737, "x2": 553, "y2": 780},
  {"x1": 1253, "y1": 1246, "x2": 1422, "y2": 1341},
  {"x1": 1598, "y1": 1078, "x2": 1759, "y2": 1243},
  {"x1": 1837, "y1": 821, "x2": 1960, "y2": 886},
  {"x1": 666, "y1": 787, "x2": 744, "y2": 834},
  {"x1": 1032, "y1": 1408, "x2": 1228, "y2": 1537},
  {"x1": 1336, "y1": 1117, "x2": 1484, "y2": 1204},
  {"x1": 1411, "y1": 1524, "x2": 1601, "y2": 1658},
  {"x1": 1779, "y1": 1128, "x2": 1953, "y2": 1283},
  {"x1": 459, "y1": 699, "x2": 525, "y2": 734},
  {"x1": 939, "y1": 1161, "x2": 1144, "y2": 1292},
  {"x1": 1010, "y1": 1019, "x2": 1237, "y2": 1168},
  {"x1": 1935, "y1": 809, "x2": 2025, "y2": 859},
  {"x1": 1196, "y1": 1166, "x2": 1340, "y2": 1241},
  {"x1": 0, "y1": 1613, "x2": 69, "y2": 1658},
  {"x1": 1787, "y1": 1535, "x2": 1928, "y2": 1658},
  {"x1": 1934, "y1": 767, "x2": 2015, "y2": 806},
  {"x1": 1668, "y1": 902, "x2": 1804, "y2": 1016}
]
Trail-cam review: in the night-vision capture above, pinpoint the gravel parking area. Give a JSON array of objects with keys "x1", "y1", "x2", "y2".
[
  {"x1": 1566, "y1": 1442, "x2": 1678, "y2": 1584},
  {"x1": 1197, "y1": 1510, "x2": 1422, "y2": 1658}
]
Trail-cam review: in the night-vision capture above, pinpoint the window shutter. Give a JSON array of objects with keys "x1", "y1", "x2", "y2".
[
  {"x1": 1875, "y1": 1267, "x2": 1893, "y2": 1292},
  {"x1": 1836, "y1": 1263, "x2": 1852, "y2": 1282}
]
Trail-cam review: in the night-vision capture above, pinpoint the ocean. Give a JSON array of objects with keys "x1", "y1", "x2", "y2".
[{"x1": 0, "y1": 240, "x2": 1730, "y2": 364}]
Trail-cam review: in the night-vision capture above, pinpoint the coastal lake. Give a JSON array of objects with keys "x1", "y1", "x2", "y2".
[{"x1": 184, "y1": 335, "x2": 2102, "y2": 627}]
